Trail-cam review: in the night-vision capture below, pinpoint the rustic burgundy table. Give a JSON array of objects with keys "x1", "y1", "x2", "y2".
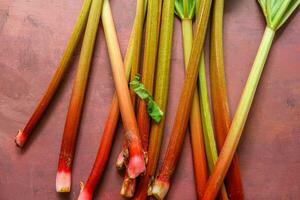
[{"x1": 0, "y1": 0, "x2": 300, "y2": 199}]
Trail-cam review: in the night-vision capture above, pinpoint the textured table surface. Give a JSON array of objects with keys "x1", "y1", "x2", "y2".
[{"x1": 1, "y1": 0, "x2": 300, "y2": 199}]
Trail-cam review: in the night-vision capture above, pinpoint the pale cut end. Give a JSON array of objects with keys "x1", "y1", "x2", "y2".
[
  {"x1": 116, "y1": 148, "x2": 128, "y2": 170},
  {"x1": 127, "y1": 155, "x2": 146, "y2": 179},
  {"x1": 56, "y1": 171, "x2": 71, "y2": 192},
  {"x1": 78, "y1": 188, "x2": 92, "y2": 200},
  {"x1": 15, "y1": 130, "x2": 26, "y2": 147},
  {"x1": 120, "y1": 177, "x2": 136, "y2": 198},
  {"x1": 149, "y1": 179, "x2": 170, "y2": 200}
]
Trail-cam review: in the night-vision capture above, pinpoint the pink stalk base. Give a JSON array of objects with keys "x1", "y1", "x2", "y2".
[
  {"x1": 127, "y1": 154, "x2": 146, "y2": 179},
  {"x1": 56, "y1": 170, "x2": 71, "y2": 192},
  {"x1": 78, "y1": 187, "x2": 92, "y2": 200},
  {"x1": 15, "y1": 130, "x2": 26, "y2": 147},
  {"x1": 120, "y1": 175, "x2": 136, "y2": 198},
  {"x1": 150, "y1": 179, "x2": 170, "y2": 200}
]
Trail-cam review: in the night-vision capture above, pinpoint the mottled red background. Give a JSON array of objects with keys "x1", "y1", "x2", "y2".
[{"x1": 0, "y1": 0, "x2": 300, "y2": 199}]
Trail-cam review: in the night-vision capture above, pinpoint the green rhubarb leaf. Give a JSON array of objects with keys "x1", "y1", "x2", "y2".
[
  {"x1": 258, "y1": 0, "x2": 300, "y2": 30},
  {"x1": 277, "y1": 0, "x2": 300, "y2": 29},
  {"x1": 130, "y1": 74, "x2": 163, "y2": 123},
  {"x1": 175, "y1": 0, "x2": 196, "y2": 20}
]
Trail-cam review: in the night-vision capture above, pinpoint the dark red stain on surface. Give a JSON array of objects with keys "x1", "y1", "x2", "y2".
[{"x1": 0, "y1": 0, "x2": 299, "y2": 199}]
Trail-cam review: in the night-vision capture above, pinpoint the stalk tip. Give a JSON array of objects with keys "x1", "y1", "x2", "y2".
[
  {"x1": 120, "y1": 176, "x2": 136, "y2": 198},
  {"x1": 15, "y1": 130, "x2": 26, "y2": 147},
  {"x1": 149, "y1": 179, "x2": 169, "y2": 200},
  {"x1": 127, "y1": 155, "x2": 146, "y2": 179},
  {"x1": 56, "y1": 171, "x2": 71, "y2": 192},
  {"x1": 78, "y1": 188, "x2": 92, "y2": 200}
]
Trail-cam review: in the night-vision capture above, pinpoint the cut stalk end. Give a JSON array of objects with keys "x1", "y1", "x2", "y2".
[
  {"x1": 56, "y1": 170, "x2": 71, "y2": 192},
  {"x1": 120, "y1": 176, "x2": 136, "y2": 198},
  {"x1": 15, "y1": 130, "x2": 26, "y2": 148},
  {"x1": 78, "y1": 187, "x2": 92, "y2": 200},
  {"x1": 127, "y1": 154, "x2": 146, "y2": 179},
  {"x1": 116, "y1": 148, "x2": 129, "y2": 170},
  {"x1": 149, "y1": 179, "x2": 169, "y2": 200}
]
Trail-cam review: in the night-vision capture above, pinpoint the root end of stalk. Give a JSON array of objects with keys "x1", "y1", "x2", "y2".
[
  {"x1": 15, "y1": 130, "x2": 26, "y2": 148},
  {"x1": 149, "y1": 179, "x2": 169, "y2": 200},
  {"x1": 120, "y1": 176, "x2": 136, "y2": 198},
  {"x1": 56, "y1": 171, "x2": 71, "y2": 192},
  {"x1": 78, "y1": 188, "x2": 92, "y2": 200},
  {"x1": 127, "y1": 155, "x2": 146, "y2": 179}
]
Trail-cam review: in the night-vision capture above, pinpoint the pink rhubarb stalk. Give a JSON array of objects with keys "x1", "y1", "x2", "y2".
[
  {"x1": 56, "y1": 0, "x2": 104, "y2": 192},
  {"x1": 104, "y1": 0, "x2": 146, "y2": 180},
  {"x1": 78, "y1": 0, "x2": 147, "y2": 199}
]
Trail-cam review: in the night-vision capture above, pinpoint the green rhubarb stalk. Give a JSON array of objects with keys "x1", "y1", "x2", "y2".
[
  {"x1": 15, "y1": 0, "x2": 92, "y2": 147},
  {"x1": 137, "y1": 0, "x2": 162, "y2": 152},
  {"x1": 134, "y1": 0, "x2": 176, "y2": 199},
  {"x1": 210, "y1": 0, "x2": 244, "y2": 199},
  {"x1": 150, "y1": 0, "x2": 212, "y2": 199},
  {"x1": 56, "y1": 0, "x2": 104, "y2": 193},
  {"x1": 202, "y1": 1, "x2": 300, "y2": 199},
  {"x1": 198, "y1": 53, "x2": 229, "y2": 200},
  {"x1": 129, "y1": 0, "x2": 146, "y2": 106},
  {"x1": 175, "y1": 0, "x2": 208, "y2": 198}
]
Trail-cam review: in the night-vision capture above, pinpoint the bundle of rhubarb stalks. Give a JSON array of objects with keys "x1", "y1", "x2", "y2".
[{"x1": 15, "y1": 0, "x2": 300, "y2": 199}]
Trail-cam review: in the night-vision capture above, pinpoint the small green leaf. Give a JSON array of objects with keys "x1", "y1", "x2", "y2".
[
  {"x1": 147, "y1": 99, "x2": 164, "y2": 123},
  {"x1": 130, "y1": 74, "x2": 164, "y2": 123},
  {"x1": 175, "y1": 0, "x2": 196, "y2": 20}
]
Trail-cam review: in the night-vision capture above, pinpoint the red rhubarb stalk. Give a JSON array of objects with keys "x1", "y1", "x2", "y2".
[
  {"x1": 56, "y1": 0, "x2": 104, "y2": 192},
  {"x1": 149, "y1": 0, "x2": 212, "y2": 199},
  {"x1": 210, "y1": 0, "x2": 244, "y2": 199},
  {"x1": 119, "y1": 0, "x2": 147, "y2": 197},
  {"x1": 78, "y1": 0, "x2": 147, "y2": 199},
  {"x1": 134, "y1": 0, "x2": 173, "y2": 199},
  {"x1": 175, "y1": 0, "x2": 208, "y2": 198},
  {"x1": 116, "y1": 0, "x2": 148, "y2": 173},
  {"x1": 15, "y1": 0, "x2": 92, "y2": 147}
]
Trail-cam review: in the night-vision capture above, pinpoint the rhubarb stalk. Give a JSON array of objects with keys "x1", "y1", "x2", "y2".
[
  {"x1": 116, "y1": 0, "x2": 148, "y2": 173},
  {"x1": 129, "y1": 0, "x2": 147, "y2": 105},
  {"x1": 210, "y1": 0, "x2": 244, "y2": 199},
  {"x1": 78, "y1": 0, "x2": 147, "y2": 199},
  {"x1": 202, "y1": 1, "x2": 300, "y2": 199},
  {"x1": 56, "y1": 0, "x2": 104, "y2": 193},
  {"x1": 137, "y1": 0, "x2": 162, "y2": 151},
  {"x1": 133, "y1": 0, "x2": 173, "y2": 198},
  {"x1": 175, "y1": 0, "x2": 208, "y2": 198},
  {"x1": 15, "y1": 0, "x2": 92, "y2": 147},
  {"x1": 198, "y1": 53, "x2": 229, "y2": 200},
  {"x1": 119, "y1": 0, "x2": 147, "y2": 197},
  {"x1": 150, "y1": 0, "x2": 212, "y2": 199},
  {"x1": 107, "y1": 0, "x2": 146, "y2": 179}
]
